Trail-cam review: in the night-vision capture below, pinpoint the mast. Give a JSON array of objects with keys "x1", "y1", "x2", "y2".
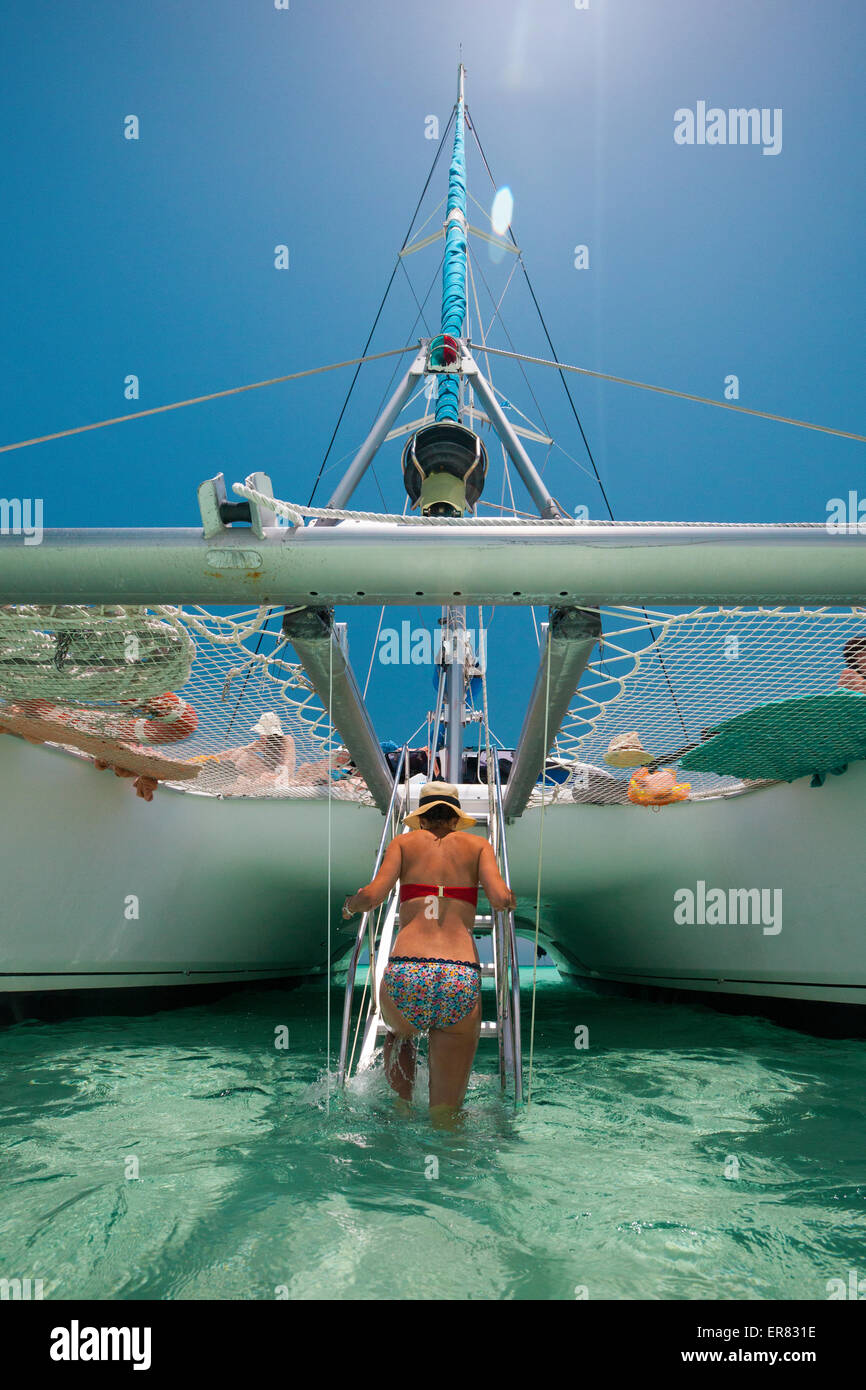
[
  {"x1": 441, "y1": 63, "x2": 468, "y2": 782},
  {"x1": 436, "y1": 63, "x2": 467, "y2": 426}
]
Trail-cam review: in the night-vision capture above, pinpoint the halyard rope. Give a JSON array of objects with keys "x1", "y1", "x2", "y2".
[
  {"x1": 326, "y1": 637, "x2": 334, "y2": 1115},
  {"x1": 526, "y1": 634, "x2": 552, "y2": 1109},
  {"x1": 478, "y1": 606, "x2": 510, "y2": 1099}
]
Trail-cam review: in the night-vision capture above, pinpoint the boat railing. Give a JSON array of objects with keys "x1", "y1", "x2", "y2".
[{"x1": 337, "y1": 745, "x2": 407, "y2": 1087}]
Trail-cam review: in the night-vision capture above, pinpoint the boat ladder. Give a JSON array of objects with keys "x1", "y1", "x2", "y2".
[{"x1": 337, "y1": 758, "x2": 522, "y2": 1101}]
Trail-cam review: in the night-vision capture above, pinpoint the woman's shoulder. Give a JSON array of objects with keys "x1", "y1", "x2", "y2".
[{"x1": 455, "y1": 831, "x2": 488, "y2": 851}]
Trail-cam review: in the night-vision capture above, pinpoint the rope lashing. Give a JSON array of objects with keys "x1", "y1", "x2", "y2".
[
  {"x1": 233, "y1": 483, "x2": 576, "y2": 527},
  {"x1": 234, "y1": 483, "x2": 845, "y2": 531}
]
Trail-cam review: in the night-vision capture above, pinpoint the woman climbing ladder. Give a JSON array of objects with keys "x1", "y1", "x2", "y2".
[{"x1": 342, "y1": 783, "x2": 515, "y2": 1124}]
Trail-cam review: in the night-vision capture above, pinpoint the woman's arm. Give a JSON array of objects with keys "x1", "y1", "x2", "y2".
[
  {"x1": 342, "y1": 836, "x2": 403, "y2": 917},
  {"x1": 478, "y1": 841, "x2": 517, "y2": 912}
]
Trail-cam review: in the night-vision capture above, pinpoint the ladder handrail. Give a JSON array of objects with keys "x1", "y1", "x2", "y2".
[
  {"x1": 492, "y1": 756, "x2": 523, "y2": 1101},
  {"x1": 337, "y1": 745, "x2": 407, "y2": 1087},
  {"x1": 355, "y1": 884, "x2": 402, "y2": 1073}
]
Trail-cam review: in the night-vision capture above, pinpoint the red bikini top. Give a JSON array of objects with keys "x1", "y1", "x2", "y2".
[{"x1": 399, "y1": 882, "x2": 479, "y2": 907}]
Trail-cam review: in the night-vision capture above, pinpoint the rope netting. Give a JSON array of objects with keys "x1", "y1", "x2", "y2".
[
  {"x1": 551, "y1": 605, "x2": 866, "y2": 806},
  {"x1": 0, "y1": 604, "x2": 373, "y2": 802},
  {"x1": 3, "y1": 601, "x2": 866, "y2": 808}
]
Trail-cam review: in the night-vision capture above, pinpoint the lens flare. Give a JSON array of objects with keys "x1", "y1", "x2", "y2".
[{"x1": 491, "y1": 186, "x2": 514, "y2": 237}]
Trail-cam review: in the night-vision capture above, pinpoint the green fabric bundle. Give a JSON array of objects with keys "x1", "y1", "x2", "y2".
[{"x1": 678, "y1": 693, "x2": 866, "y2": 784}]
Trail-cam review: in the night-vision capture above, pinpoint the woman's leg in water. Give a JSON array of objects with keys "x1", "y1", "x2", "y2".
[
  {"x1": 379, "y1": 983, "x2": 420, "y2": 1102},
  {"x1": 427, "y1": 992, "x2": 482, "y2": 1126}
]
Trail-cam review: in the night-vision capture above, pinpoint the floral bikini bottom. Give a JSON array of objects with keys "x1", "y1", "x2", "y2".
[{"x1": 382, "y1": 957, "x2": 481, "y2": 1032}]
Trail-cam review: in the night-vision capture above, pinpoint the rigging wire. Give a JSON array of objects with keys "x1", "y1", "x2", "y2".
[
  {"x1": 307, "y1": 109, "x2": 456, "y2": 507},
  {"x1": 465, "y1": 113, "x2": 691, "y2": 734},
  {"x1": 467, "y1": 250, "x2": 544, "y2": 664},
  {"x1": 402, "y1": 194, "x2": 447, "y2": 250},
  {"x1": 465, "y1": 110, "x2": 694, "y2": 741},
  {"x1": 0, "y1": 347, "x2": 419, "y2": 456},
  {"x1": 229, "y1": 249, "x2": 444, "y2": 736},
  {"x1": 363, "y1": 607, "x2": 387, "y2": 702},
  {"x1": 468, "y1": 345, "x2": 866, "y2": 446},
  {"x1": 369, "y1": 253, "x2": 446, "y2": 425},
  {"x1": 465, "y1": 246, "x2": 498, "y2": 403},
  {"x1": 466, "y1": 108, "x2": 618, "y2": 520},
  {"x1": 465, "y1": 243, "x2": 558, "y2": 463},
  {"x1": 399, "y1": 256, "x2": 436, "y2": 338}
]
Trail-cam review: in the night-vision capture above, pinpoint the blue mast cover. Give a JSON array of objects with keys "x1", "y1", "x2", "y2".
[{"x1": 435, "y1": 90, "x2": 466, "y2": 423}]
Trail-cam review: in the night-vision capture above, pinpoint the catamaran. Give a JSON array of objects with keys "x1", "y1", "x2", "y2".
[{"x1": 2, "y1": 68, "x2": 866, "y2": 1074}]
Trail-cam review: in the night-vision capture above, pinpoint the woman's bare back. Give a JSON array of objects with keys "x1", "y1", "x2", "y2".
[
  {"x1": 392, "y1": 829, "x2": 483, "y2": 961},
  {"x1": 399, "y1": 827, "x2": 483, "y2": 887},
  {"x1": 343, "y1": 822, "x2": 514, "y2": 964}
]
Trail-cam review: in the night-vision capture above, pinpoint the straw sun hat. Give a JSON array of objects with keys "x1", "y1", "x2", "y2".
[
  {"x1": 404, "y1": 782, "x2": 477, "y2": 830},
  {"x1": 603, "y1": 731, "x2": 651, "y2": 768}
]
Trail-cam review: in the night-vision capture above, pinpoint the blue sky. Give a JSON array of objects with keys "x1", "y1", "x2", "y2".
[{"x1": 2, "y1": 1, "x2": 864, "y2": 748}]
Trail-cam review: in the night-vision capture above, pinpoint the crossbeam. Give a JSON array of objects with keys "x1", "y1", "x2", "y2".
[{"x1": 1, "y1": 523, "x2": 864, "y2": 606}]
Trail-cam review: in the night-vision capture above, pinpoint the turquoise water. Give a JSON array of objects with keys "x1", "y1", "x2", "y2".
[{"x1": 1, "y1": 971, "x2": 864, "y2": 1300}]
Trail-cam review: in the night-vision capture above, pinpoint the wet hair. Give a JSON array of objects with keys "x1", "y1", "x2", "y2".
[{"x1": 843, "y1": 636, "x2": 866, "y2": 671}]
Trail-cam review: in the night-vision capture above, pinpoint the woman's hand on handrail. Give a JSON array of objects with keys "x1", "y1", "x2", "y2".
[{"x1": 479, "y1": 842, "x2": 515, "y2": 913}]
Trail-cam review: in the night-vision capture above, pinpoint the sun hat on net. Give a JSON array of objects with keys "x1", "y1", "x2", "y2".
[
  {"x1": 603, "y1": 731, "x2": 651, "y2": 767},
  {"x1": 250, "y1": 712, "x2": 285, "y2": 736}
]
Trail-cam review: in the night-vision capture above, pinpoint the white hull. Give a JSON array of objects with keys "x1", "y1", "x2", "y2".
[
  {"x1": 0, "y1": 738, "x2": 379, "y2": 992},
  {"x1": 506, "y1": 761, "x2": 866, "y2": 1007},
  {"x1": 2, "y1": 737, "x2": 865, "y2": 1008}
]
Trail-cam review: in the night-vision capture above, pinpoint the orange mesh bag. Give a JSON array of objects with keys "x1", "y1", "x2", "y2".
[{"x1": 627, "y1": 766, "x2": 691, "y2": 808}]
